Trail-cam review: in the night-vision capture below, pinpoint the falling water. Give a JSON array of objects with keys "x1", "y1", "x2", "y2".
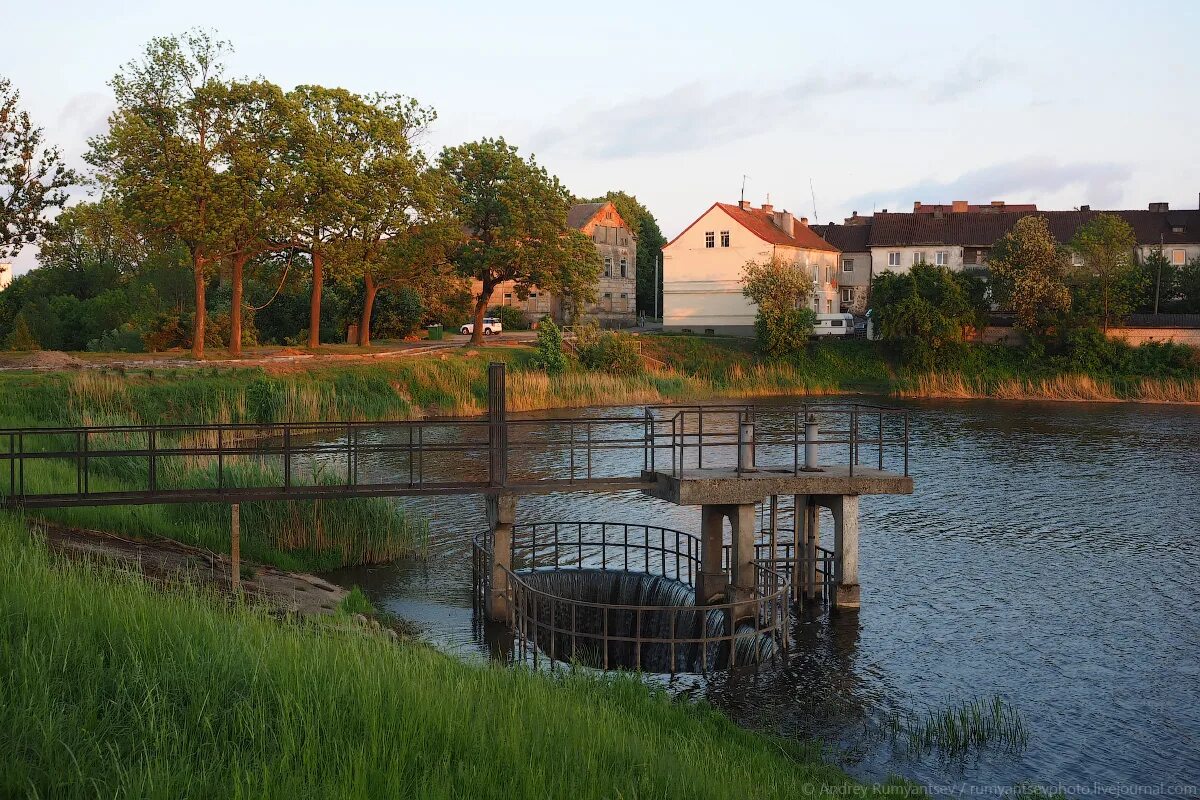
[{"x1": 516, "y1": 568, "x2": 779, "y2": 672}]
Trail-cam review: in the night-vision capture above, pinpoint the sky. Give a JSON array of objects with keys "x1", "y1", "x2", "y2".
[{"x1": 3, "y1": 0, "x2": 1199, "y2": 273}]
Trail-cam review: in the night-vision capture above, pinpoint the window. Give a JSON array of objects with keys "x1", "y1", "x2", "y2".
[
  {"x1": 831, "y1": 319, "x2": 844, "y2": 327},
  {"x1": 620, "y1": 293, "x2": 627, "y2": 298},
  {"x1": 825, "y1": 266, "x2": 834, "y2": 283},
  {"x1": 1071, "y1": 251, "x2": 1085, "y2": 267},
  {"x1": 913, "y1": 251, "x2": 926, "y2": 265},
  {"x1": 936, "y1": 251, "x2": 949, "y2": 266},
  {"x1": 604, "y1": 256, "x2": 612, "y2": 277},
  {"x1": 720, "y1": 230, "x2": 730, "y2": 247},
  {"x1": 841, "y1": 288, "x2": 853, "y2": 303},
  {"x1": 603, "y1": 292, "x2": 612, "y2": 299},
  {"x1": 1172, "y1": 226, "x2": 1184, "y2": 234},
  {"x1": 529, "y1": 292, "x2": 538, "y2": 299},
  {"x1": 619, "y1": 257, "x2": 627, "y2": 277},
  {"x1": 842, "y1": 258, "x2": 854, "y2": 272},
  {"x1": 704, "y1": 231, "x2": 715, "y2": 248},
  {"x1": 826, "y1": 299, "x2": 833, "y2": 313},
  {"x1": 1172, "y1": 249, "x2": 1187, "y2": 265},
  {"x1": 888, "y1": 251, "x2": 901, "y2": 267},
  {"x1": 503, "y1": 293, "x2": 512, "y2": 304}
]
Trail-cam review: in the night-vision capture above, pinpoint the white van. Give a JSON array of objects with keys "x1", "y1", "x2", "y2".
[{"x1": 811, "y1": 313, "x2": 854, "y2": 337}]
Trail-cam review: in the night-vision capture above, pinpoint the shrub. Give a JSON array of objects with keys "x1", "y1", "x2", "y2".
[
  {"x1": 6, "y1": 314, "x2": 40, "y2": 351},
  {"x1": 531, "y1": 317, "x2": 567, "y2": 375},
  {"x1": 372, "y1": 287, "x2": 424, "y2": 339},
  {"x1": 491, "y1": 304, "x2": 529, "y2": 331},
  {"x1": 87, "y1": 325, "x2": 146, "y2": 353},
  {"x1": 741, "y1": 256, "x2": 815, "y2": 357},
  {"x1": 575, "y1": 322, "x2": 642, "y2": 375}
]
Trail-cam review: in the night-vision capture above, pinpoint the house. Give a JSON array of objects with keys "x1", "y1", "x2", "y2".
[
  {"x1": 478, "y1": 201, "x2": 638, "y2": 327},
  {"x1": 0, "y1": 263, "x2": 11, "y2": 292},
  {"x1": 812, "y1": 215, "x2": 871, "y2": 313},
  {"x1": 661, "y1": 201, "x2": 840, "y2": 336},
  {"x1": 813, "y1": 201, "x2": 1200, "y2": 309}
]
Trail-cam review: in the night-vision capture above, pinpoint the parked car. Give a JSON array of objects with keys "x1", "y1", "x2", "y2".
[
  {"x1": 460, "y1": 317, "x2": 503, "y2": 336},
  {"x1": 810, "y1": 313, "x2": 854, "y2": 337}
]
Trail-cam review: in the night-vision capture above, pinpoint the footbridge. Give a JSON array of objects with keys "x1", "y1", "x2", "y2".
[{"x1": 1, "y1": 363, "x2": 913, "y2": 667}]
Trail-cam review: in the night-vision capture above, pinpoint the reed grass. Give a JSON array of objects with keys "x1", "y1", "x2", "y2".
[
  {"x1": 885, "y1": 695, "x2": 1029, "y2": 758},
  {"x1": 0, "y1": 517, "x2": 911, "y2": 800}
]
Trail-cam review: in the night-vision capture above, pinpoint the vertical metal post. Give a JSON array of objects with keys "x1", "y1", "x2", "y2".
[
  {"x1": 737, "y1": 412, "x2": 755, "y2": 474},
  {"x1": 230, "y1": 503, "x2": 241, "y2": 596},
  {"x1": 804, "y1": 415, "x2": 819, "y2": 470},
  {"x1": 283, "y1": 426, "x2": 291, "y2": 490},
  {"x1": 488, "y1": 362, "x2": 507, "y2": 488}
]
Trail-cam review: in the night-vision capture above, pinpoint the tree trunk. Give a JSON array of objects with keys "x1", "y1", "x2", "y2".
[
  {"x1": 308, "y1": 249, "x2": 324, "y2": 349},
  {"x1": 358, "y1": 271, "x2": 378, "y2": 348},
  {"x1": 192, "y1": 255, "x2": 207, "y2": 359},
  {"x1": 471, "y1": 282, "x2": 493, "y2": 346},
  {"x1": 230, "y1": 253, "x2": 248, "y2": 357}
]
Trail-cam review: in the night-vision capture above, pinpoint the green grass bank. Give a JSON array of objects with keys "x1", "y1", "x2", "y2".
[{"x1": 0, "y1": 516, "x2": 912, "y2": 800}]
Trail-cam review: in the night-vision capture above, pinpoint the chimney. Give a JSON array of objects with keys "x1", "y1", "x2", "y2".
[
  {"x1": 914, "y1": 201, "x2": 922, "y2": 211},
  {"x1": 799, "y1": 217, "x2": 809, "y2": 227},
  {"x1": 951, "y1": 200, "x2": 968, "y2": 213},
  {"x1": 773, "y1": 210, "x2": 794, "y2": 236},
  {"x1": 990, "y1": 200, "x2": 1005, "y2": 208},
  {"x1": 1080, "y1": 205, "x2": 1090, "y2": 212},
  {"x1": 880, "y1": 208, "x2": 888, "y2": 214},
  {"x1": 761, "y1": 203, "x2": 773, "y2": 213},
  {"x1": 739, "y1": 199, "x2": 752, "y2": 210},
  {"x1": 1149, "y1": 201, "x2": 1169, "y2": 212}
]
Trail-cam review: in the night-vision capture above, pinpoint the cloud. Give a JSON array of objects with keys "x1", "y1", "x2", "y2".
[
  {"x1": 846, "y1": 158, "x2": 1134, "y2": 211},
  {"x1": 529, "y1": 72, "x2": 899, "y2": 159},
  {"x1": 927, "y1": 54, "x2": 1010, "y2": 102}
]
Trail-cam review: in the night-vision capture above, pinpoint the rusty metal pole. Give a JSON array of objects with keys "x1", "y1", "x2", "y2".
[{"x1": 230, "y1": 503, "x2": 241, "y2": 596}]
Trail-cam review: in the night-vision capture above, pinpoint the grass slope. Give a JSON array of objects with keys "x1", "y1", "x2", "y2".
[{"x1": 0, "y1": 516, "x2": 911, "y2": 800}]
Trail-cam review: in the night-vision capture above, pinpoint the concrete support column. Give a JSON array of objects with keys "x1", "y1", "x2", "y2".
[
  {"x1": 697, "y1": 504, "x2": 729, "y2": 604},
  {"x1": 728, "y1": 502, "x2": 758, "y2": 620},
  {"x1": 829, "y1": 494, "x2": 861, "y2": 610},
  {"x1": 485, "y1": 493, "x2": 517, "y2": 622}
]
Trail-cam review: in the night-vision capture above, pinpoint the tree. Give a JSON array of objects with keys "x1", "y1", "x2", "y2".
[
  {"x1": 988, "y1": 215, "x2": 1072, "y2": 335},
  {"x1": 1069, "y1": 212, "x2": 1142, "y2": 331},
  {"x1": 741, "y1": 256, "x2": 815, "y2": 357},
  {"x1": 1, "y1": 77, "x2": 76, "y2": 259},
  {"x1": 88, "y1": 30, "x2": 238, "y2": 358},
  {"x1": 584, "y1": 191, "x2": 666, "y2": 315},
  {"x1": 1178, "y1": 257, "x2": 1200, "y2": 314},
  {"x1": 439, "y1": 138, "x2": 601, "y2": 344},
  {"x1": 213, "y1": 79, "x2": 296, "y2": 356},
  {"x1": 531, "y1": 317, "x2": 567, "y2": 375},
  {"x1": 869, "y1": 264, "x2": 975, "y2": 368},
  {"x1": 1134, "y1": 247, "x2": 1176, "y2": 314},
  {"x1": 358, "y1": 217, "x2": 460, "y2": 346}
]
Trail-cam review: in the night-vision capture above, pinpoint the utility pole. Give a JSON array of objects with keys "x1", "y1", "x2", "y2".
[
  {"x1": 654, "y1": 254, "x2": 660, "y2": 321},
  {"x1": 1155, "y1": 234, "x2": 1164, "y2": 315},
  {"x1": 230, "y1": 503, "x2": 241, "y2": 596}
]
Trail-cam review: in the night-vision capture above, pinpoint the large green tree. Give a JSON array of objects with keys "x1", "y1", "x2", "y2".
[
  {"x1": 988, "y1": 215, "x2": 1072, "y2": 335},
  {"x1": 584, "y1": 190, "x2": 666, "y2": 316},
  {"x1": 1, "y1": 76, "x2": 76, "y2": 259},
  {"x1": 741, "y1": 256, "x2": 815, "y2": 357},
  {"x1": 1069, "y1": 212, "x2": 1142, "y2": 331},
  {"x1": 439, "y1": 138, "x2": 601, "y2": 344},
  {"x1": 87, "y1": 30, "x2": 239, "y2": 358},
  {"x1": 869, "y1": 264, "x2": 975, "y2": 368}
]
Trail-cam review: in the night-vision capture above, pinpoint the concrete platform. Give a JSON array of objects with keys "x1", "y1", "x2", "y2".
[{"x1": 641, "y1": 466, "x2": 913, "y2": 506}]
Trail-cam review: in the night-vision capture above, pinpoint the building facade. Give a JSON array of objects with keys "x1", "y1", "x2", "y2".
[
  {"x1": 662, "y1": 201, "x2": 840, "y2": 336},
  {"x1": 480, "y1": 201, "x2": 638, "y2": 327},
  {"x1": 0, "y1": 263, "x2": 11, "y2": 292}
]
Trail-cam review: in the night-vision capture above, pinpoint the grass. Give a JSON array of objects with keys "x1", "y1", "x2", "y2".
[
  {"x1": 0, "y1": 515, "x2": 916, "y2": 800},
  {"x1": 884, "y1": 695, "x2": 1029, "y2": 759}
]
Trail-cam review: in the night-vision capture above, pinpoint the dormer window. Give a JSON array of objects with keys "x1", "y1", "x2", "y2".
[{"x1": 1173, "y1": 226, "x2": 1185, "y2": 234}]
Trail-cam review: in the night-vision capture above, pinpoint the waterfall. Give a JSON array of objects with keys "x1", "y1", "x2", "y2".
[{"x1": 516, "y1": 568, "x2": 779, "y2": 672}]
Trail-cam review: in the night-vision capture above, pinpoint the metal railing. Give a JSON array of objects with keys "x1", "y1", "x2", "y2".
[{"x1": 473, "y1": 521, "x2": 794, "y2": 674}]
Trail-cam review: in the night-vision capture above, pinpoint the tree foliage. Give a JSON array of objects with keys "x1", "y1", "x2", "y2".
[
  {"x1": 531, "y1": 317, "x2": 567, "y2": 375},
  {"x1": 1068, "y1": 213, "x2": 1143, "y2": 330},
  {"x1": 988, "y1": 215, "x2": 1072, "y2": 335},
  {"x1": 440, "y1": 138, "x2": 601, "y2": 344},
  {"x1": 741, "y1": 256, "x2": 815, "y2": 357},
  {"x1": 870, "y1": 264, "x2": 978, "y2": 369},
  {"x1": 0, "y1": 76, "x2": 76, "y2": 259}
]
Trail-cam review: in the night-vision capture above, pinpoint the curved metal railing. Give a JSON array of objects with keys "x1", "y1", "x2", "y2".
[{"x1": 473, "y1": 521, "x2": 793, "y2": 673}]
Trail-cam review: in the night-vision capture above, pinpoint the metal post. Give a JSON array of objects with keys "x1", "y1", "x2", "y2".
[
  {"x1": 230, "y1": 503, "x2": 241, "y2": 596},
  {"x1": 804, "y1": 415, "x2": 819, "y2": 471},
  {"x1": 488, "y1": 363, "x2": 507, "y2": 488},
  {"x1": 737, "y1": 413, "x2": 755, "y2": 474}
]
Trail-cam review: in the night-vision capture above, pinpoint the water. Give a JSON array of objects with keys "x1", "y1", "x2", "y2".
[{"x1": 328, "y1": 398, "x2": 1200, "y2": 791}]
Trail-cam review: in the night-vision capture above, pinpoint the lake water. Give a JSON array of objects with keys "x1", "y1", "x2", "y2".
[{"x1": 328, "y1": 398, "x2": 1200, "y2": 792}]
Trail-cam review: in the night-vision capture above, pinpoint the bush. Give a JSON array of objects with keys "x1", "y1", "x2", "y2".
[
  {"x1": 86, "y1": 325, "x2": 145, "y2": 353},
  {"x1": 371, "y1": 287, "x2": 424, "y2": 339},
  {"x1": 575, "y1": 322, "x2": 642, "y2": 375},
  {"x1": 491, "y1": 304, "x2": 529, "y2": 331},
  {"x1": 6, "y1": 314, "x2": 40, "y2": 351},
  {"x1": 741, "y1": 256, "x2": 815, "y2": 358},
  {"x1": 531, "y1": 317, "x2": 567, "y2": 375}
]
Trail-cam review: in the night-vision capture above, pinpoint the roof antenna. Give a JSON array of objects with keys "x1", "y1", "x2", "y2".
[
  {"x1": 741, "y1": 174, "x2": 748, "y2": 204},
  {"x1": 809, "y1": 178, "x2": 820, "y2": 224}
]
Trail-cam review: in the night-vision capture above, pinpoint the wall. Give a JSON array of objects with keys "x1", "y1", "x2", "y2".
[
  {"x1": 1137, "y1": 244, "x2": 1200, "y2": 269},
  {"x1": 870, "y1": 245, "x2": 965, "y2": 275}
]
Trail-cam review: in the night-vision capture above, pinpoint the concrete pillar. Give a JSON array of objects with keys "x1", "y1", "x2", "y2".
[
  {"x1": 485, "y1": 493, "x2": 517, "y2": 622},
  {"x1": 697, "y1": 504, "x2": 729, "y2": 604},
  {"x1": 728, "y1": 502, "x2": 757, "y2": 620},
  {"x1": 829, "y1": 494, "x2": 861, "y2": 610},
  {"x1": 801, "y1": 497, "x2": 821, "y2": 601}
]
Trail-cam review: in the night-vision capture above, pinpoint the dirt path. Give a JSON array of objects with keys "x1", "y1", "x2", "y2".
[{"x1": 34, "y1": 522, "x2": 349, "y2": 617}]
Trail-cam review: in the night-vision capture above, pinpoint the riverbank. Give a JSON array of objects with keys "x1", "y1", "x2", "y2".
[{"x1": 0, "y1": 514, "x2": 911, "y2": 799}]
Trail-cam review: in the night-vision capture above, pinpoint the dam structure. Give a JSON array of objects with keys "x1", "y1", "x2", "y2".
[{"x1": 0, "y1": 363, "x2": 913, "y2": 671}]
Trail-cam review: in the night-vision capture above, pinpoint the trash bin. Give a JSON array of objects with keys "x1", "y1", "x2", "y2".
[{"x1": 426, "y1": 324, "x2": 443, "y2": 341}]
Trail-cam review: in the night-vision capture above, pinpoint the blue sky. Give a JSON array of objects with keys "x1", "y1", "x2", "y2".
[{"x1": 4, "y1": 0, "x2": 1198, "y2": 271}]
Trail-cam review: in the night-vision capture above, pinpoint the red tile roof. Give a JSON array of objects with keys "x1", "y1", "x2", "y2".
[{"x1": 712, "y1": 203, "x2": 839, "y2": 252}]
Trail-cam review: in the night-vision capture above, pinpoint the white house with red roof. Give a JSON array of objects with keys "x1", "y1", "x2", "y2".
[{"x1": 661, "y1": 200, "x2": 841, "y2": 335}]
